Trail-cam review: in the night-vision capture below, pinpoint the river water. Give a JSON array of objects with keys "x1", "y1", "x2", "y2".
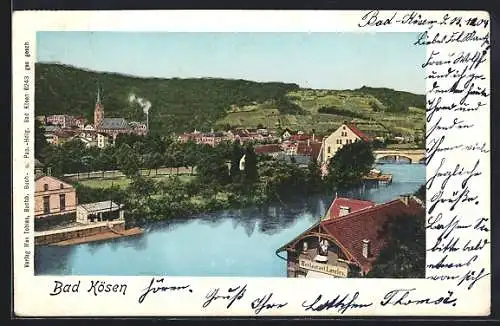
[{"x1": 35, "y1": 163, "x2": 425, "y2": 276}]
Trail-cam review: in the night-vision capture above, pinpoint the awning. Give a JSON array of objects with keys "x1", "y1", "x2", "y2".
[{"x1": 306, "y1": 270, "x2": 336, "y2": 278}]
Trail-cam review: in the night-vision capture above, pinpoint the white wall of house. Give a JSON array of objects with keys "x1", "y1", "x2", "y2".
[{"x1": 321, "y1": 124, "x2": 361, "y2": 164}]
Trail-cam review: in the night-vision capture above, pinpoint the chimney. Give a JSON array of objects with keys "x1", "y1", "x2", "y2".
[{"x1": 362, "y1": 239, "x2": 370, "y2": 258}]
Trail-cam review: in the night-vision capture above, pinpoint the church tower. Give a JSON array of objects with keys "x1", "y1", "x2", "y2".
[{"x1": 94, "y1": 86, "x2": 104, "y2": 128}]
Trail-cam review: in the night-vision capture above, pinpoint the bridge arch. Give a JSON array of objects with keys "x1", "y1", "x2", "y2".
[
  {"x1": 373, "y1": 149, "x2": 425, "y2": 164},
  {"x1": 375, "y1": 154, "x2": 413, "y2": 164}
]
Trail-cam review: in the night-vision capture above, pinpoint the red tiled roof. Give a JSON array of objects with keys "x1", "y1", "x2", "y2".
[
  {"x1": 320, "y1": 197, "x2": 424, "y2": 273},
  {"x1": 325, "y1": 197, "x2": 375, "y2": 220},
  {"x1": 296, "y1": 141, "x2": 322, "y2": 158},
  {"x1": 289, "y1": 134, "x2": 312, "y2": 141},
  {"x1": 346, "y1": 123, "x2": 371, "y2": 142},
  {"x1": 255, "y1": 144, "x2": 281, "y2": 154}
]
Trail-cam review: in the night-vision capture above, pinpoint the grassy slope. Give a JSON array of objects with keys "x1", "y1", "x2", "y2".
[{"x1": 217, "y1": 89, "x2": 425, "y2": 137}]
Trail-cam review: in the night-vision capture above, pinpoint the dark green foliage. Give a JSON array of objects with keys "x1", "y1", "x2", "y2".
[
  {"x1": 366, "y1": 213, "x2": 426, "y2": 278},
  {"x1": 368, "y1": 100, "x2": 383, "y2": 112},
  {"x1": 415, "y1": 184, "x2": 426, "y2": 202},
  {"x1": 73, "y1": 182, "x2": 126, "y2": 205},
  {"x1": 35, "y1": 63, "x2": 299, "y2": 133},
  {"x1": 196, "y1": 153, "x2": 230, "y2": 186},
  {"x1": 356, "y1": 86, "x2": 425, "y2": 113},
  {"x1": 274, "y1": 97, "x2": 306, "y2": 115},
  {"x1": 317, "y1": 106, "x2": 369, "y2": 120},
  {"x1": 230, "y1": 141, "x2": 244, "y2": 181},
  {"x1": 243, "y1": 144, "x2": 258, "y2": 183},
  {"x1": 35, "y1": 119, "x2": 48, "y2": 160},
  {"x1": 327, "y1": 141, "x2": 375, "y2": 189},
  {"x1": 306, "y1": 158, "x2": 324, "y2": 193}
]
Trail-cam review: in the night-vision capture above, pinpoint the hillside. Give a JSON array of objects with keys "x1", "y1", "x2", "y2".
[{"x1": 35, "y1": 63, "x2": 425, "y2": 137}]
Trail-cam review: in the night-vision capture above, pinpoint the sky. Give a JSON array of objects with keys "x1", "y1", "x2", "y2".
[{"x1": 37, "y1": 32, "x2": 426, "y2": 94}]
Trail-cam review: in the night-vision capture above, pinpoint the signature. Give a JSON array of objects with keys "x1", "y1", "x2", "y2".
[
  {"x1": 202, "y1": 284, "x2": 247, "y2": 309},
  {"x1": 138, "y1": 277, "x2": 192, "y2": 304},
  {"x1": 302, "y1": 292, "x2": 373, "y2": 314}
]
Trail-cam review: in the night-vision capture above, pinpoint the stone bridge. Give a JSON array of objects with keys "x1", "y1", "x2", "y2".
[{"x1": 373, "y1": 149, "x2": 426, "y2": 164}]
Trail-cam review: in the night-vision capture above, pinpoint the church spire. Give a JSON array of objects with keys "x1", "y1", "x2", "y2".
[
  {"x1": 94, "y1": 82, "x2": 104, "y2": 128},
  {"x1": 96, "y1": 83, "x2": 101, "y2": 105}
]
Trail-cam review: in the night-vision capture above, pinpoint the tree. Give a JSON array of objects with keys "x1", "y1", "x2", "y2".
[
  {"x1": 326, "y1": 140, "x2": 374, "y2": 189},
  {"x1": 142, "y1": 152, "x2": 155, "y2": 176},
  {"x1": 116, "y1": 143, "x2": 140, "y2": 178},
  {"x1": 230, "y1": 141, "x2": 244, "y2": 181},
  {"x1": 183, "y1": 141, "x2": 199, "y2": 175},
  {"x1": 173, "y1": 147, "x2": 185, "y2": 174},
  {"x1": 196, "y1": 153, "x2": 230, "y2": 186},
  {"x1": 163, "y1": 151, "x2": 174, "y2": 174},
  {"x1": 95, "y1": 151, "x2": 113, "y2": 178},
  {"x1": 306, "y1": 158, "x2": 323, "y2": 193},
  {"x1": 243, "y1": 143, "x2": 258, "y2": 183},
  {"x1": 366, "y1": 214, "x2": 426, "y2": 278},
  {"x1": 414, "y1": 184, "x2": 425, "y2": 203},
  {"x1": 151, "y1": 152, "x2": 163, "y2": 176},
  {"x1": 34, "y1": 119, "x2": 47, "y2": 160}
]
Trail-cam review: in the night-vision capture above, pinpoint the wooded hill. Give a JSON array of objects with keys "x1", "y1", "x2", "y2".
[{"x1": 35, "y1": 63, "x2": 425, "y2": 137}]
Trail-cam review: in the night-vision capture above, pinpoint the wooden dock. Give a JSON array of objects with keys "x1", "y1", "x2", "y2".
[
  {"x1": 362, "y1": 172, "x2": 393, "y2": 185},
  {"x1": 52, "y1": 227, "x2": 144, "y2": 246},
  {"x1": 35, "y1": 220, "x2": 144, "y2": 246}
]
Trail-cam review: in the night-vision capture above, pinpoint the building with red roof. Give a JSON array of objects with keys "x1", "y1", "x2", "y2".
[
  {"x1": 276, "y1": 195, "x2": 424, "y2": 278},
  {"x1": 254, "y1": 144, "x2": 281, "y2": 155},
  {"x1": 324, "y1": 197, "x2": 375, "y2": 219},
  {"x1": 318, "y1": 122, "x2": 372, "y2": 166}
]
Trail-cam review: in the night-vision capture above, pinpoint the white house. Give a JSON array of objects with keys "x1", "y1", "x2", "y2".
[{"x1": 319, "y1": 123, "x2": 371, "y2": 165}]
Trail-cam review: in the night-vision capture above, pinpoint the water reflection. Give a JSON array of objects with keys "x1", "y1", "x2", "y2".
[
  {"x1": 35, "y1": 245, "x2": 73, "y2": 275},
  {"x1": 35, "y1": 164, "x2": 425, "y2": 276}
]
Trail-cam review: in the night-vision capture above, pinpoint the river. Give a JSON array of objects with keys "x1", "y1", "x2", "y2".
[{"x1": 35, "y1": 163, "x2": 425, "y2": 276}]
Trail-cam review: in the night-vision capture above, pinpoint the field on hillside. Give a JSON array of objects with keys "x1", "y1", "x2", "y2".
[{"x1": 216, "y1": 89, "x2": 425, "y2": 137}]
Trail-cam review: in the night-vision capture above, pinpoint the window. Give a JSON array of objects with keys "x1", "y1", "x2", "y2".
[
  {"x1": 343, "y1": 126, "x2": 346, "y2": 130},
  {"x1": 43, "y1": 184, "x2": 49, "y2": 191},
  {"x1": 60, "y1": 183, "x2": 64, "y2": 189},
  {"x1": 59, "y1": 194, "x2": 66, "y2": 211},
  {"x1": 327, "y1": 146, "x2": 331, "y2": 154},
  {"x1": 339, "y1": 206, "x2": 351, "y2": 216},
  {"x1": 43, "y1": 196, "x2": 50, "y2": 214}
]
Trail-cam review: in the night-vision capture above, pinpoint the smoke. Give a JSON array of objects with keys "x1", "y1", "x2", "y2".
[{"x1": 128, "y1": 93, "x2": 152, "y2": 114}]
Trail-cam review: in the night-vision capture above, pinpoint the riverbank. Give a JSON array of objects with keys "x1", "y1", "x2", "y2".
[
  {"x1": 35, "y1": 163, "x2": 425, "y2": 276},
  {"x1": 34, "y1": 220, "x2": 144, "y2": 246},
  {"x1": 52, "y1": 227, "x2": 144, "y2": 246}
]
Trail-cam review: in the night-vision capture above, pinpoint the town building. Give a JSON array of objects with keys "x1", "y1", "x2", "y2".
[
  {"x1": 97, "y1": 132, "x2": 112, "y2": 148},
  {"x1": 92, "y1": 88, "x2": 148, "y2": 140},
  {"x1": 254, "y1": 144, "x2": 282, "y2": 157},
  {"x1": 35, "y1": 175, "x2": 78, "y2": 219},
  {"x1": 319, "y1": 122, "x2": 372, "y2": 166},
  {"x1": 43, "y1": 126, "x2": 78, "y2": 145},
  {"x1": 45, "y1": 114, "x2": 70, "y2": 128},
  {"x1": 276, "y1": 195, "x2": 424, "y2": 278},
  {"x1": 76, "y1": 200, "x2": 124, "y2": 224},
  {"x1": 45, "y1": 114, "x2": 88, "y2": 129},
  {"x1": 280, "y1": 129, "x2": 292, "y2": 142}
]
